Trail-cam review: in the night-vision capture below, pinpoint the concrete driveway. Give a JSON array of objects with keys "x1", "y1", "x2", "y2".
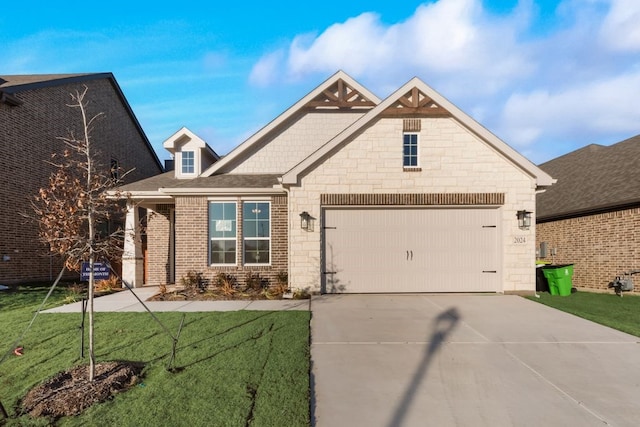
[{"x1": 310, "y1": 294, "x2": 640, "y2": 427}]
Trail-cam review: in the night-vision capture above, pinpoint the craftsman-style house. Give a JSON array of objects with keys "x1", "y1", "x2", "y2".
[{"x1": 120, "y1": 71, "x2": 553, "y2": 293}]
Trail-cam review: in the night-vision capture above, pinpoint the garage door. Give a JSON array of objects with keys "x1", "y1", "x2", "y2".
[{"x1": 322, "y1": 208, "x2": 500, "y2": 293}]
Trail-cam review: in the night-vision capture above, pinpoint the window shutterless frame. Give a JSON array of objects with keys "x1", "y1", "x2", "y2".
[
  {"x1": 242, "y1": 201, "x2": 271, "y2": 265},
  {"x1": 208, "y1": 202, "x2": 237, "y2": 265},
  {"x1": 181, "y1": 151, "x2": 195, "y2": 174},
  {"x1": 403, "y1": 133, "x2": 419, "y2": 167}
]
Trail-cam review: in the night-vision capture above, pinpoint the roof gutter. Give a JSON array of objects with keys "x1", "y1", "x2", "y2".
[
  {"x1": 537, "y1": 200, "x2": 640, "y2": 223},
  {"x1": 159, "y1": 187, "x2": 286, "y2": 196}
]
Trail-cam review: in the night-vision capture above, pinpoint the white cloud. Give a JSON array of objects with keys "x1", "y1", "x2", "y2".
[
  {"x1": 249, "y1": 49, "x2": 286, "y2": 86},
  {"x1": 251, "y1": 0, "x2": 532, "y2": 98},
  {"x1": 500, "y1": 70, "x2": 640, "y2": 147},
  {"x1": 599, "y1": 0, "x2": 640, "y2": 52},
  {"x1": 286, "y1": 13, "x2": 388, "y2": 79},
  {"x1": 248, "y1": 0, "x2": 640, "y2": 164}
]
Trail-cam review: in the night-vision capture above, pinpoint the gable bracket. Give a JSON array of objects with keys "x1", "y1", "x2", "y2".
[
  {"x1": 381, "y1": 87, "x2": 451, "y2": 118},
  {"x1": 304, "y1": 78, "x2": 376, "y2": 110}
]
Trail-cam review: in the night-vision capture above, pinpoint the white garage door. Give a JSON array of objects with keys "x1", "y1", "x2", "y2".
[{"x1": 322, "y1": 208, "x2": 500, "y2": 293}]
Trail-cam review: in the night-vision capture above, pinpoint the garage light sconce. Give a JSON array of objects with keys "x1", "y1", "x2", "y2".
[
  {"x1": 300, "y1": 211, "x2": 313, "y2": 231},
  {"x1": 516, "y1": 210, "x2": 532, "y2": 230}
]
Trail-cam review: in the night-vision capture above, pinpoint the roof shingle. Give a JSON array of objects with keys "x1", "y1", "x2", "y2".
[{"x1": 537, "y1": 135, "x2": 640, "y2": 220}]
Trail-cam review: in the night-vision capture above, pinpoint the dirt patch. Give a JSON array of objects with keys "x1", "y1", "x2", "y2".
[{"x1": 21, "y1": 361, "x2": 143, "y2": 420}]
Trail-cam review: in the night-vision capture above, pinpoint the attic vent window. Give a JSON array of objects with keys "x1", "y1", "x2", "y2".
[{"x1": 403, "y1": 119, "x2": 421, "y2": 132}]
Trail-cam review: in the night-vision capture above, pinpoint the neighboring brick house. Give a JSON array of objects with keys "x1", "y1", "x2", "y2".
[
  {"x1": 536, "y1": 135, "x2": 640, "y2": 293},
  {"x1": 120, "y1": 71, "x2": 554, "y2": 293},
  {"x1": 0, "y1": 73, "x2": 163, "y2": 284}
]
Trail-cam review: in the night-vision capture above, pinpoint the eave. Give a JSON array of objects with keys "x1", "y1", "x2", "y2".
[{"x1": 159, "y1": 187, "x2": 286, "y2": 196}]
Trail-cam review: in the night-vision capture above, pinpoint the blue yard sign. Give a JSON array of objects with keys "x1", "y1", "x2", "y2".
[{"x1": 80, "y1": 262, "x2": 111, "y2": 281}]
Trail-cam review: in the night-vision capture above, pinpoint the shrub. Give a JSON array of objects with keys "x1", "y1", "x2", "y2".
[
  {"x1": 95, "y1": 276, "x2": 119, "y2": 293},
  {"x1": 215, "y1": 273, "x2": 237, "y2": 296},
  {"x1": 274, "y1": 271, "x2": 289, "y2": 295},
  {"x1": 180, "y1": 271, "x2": 207, "y2": 292},
  {"x1": 245, "y1": 272, "x2": 266, "y2": 292}
]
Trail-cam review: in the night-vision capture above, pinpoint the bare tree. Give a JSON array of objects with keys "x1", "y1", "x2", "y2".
[{"x1": 31, "y1": 86, "x2": 130, "y2": 381}]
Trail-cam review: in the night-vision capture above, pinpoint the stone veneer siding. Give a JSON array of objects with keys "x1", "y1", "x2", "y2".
[
  {"x1": 536, "y1": 207, "x2": 640, "y2": 293},
  {"x1": 288, "y1": 117, "x2": 538, "y2": 293},
  {"x1": 167, "y1": 195, "x2": 288, "y2": 288},
  {"x1": 0, "y1": 77, "x2": 162, "y2": 284}
]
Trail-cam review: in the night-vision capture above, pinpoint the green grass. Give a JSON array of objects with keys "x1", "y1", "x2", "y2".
[
  {"x1": 527, "y1": 291, "x2": 640, "y2": 337},
  {"x1": 0, "y1": 285, "x2": 310, "y2": 426}
]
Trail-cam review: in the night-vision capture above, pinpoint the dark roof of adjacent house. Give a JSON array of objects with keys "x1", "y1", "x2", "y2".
[
  {"x1": 0, "y1": 73, "x2": 163, "y2": 170},
  {"x1": 0, "y1": 74, "x2": 99, "y2": 91},
  {"x1": 537, "y1": 134, "x2": 640, "y2": 221}
]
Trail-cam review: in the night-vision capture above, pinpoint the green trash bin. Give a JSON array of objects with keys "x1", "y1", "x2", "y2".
[{"x1": 542, "y1": 264, "x2": 574, "y2": 296}]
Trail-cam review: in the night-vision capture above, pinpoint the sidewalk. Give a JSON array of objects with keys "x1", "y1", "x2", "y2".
[{"x1": 42, "y1": 286, "x2": 310, "y2": 313}]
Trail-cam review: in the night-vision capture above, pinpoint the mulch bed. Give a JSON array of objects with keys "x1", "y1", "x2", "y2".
[
  {"x1": 148, "y1": 286, "x2": 289, "y2": 301},
  {"x1": 21, "y1": 361, "x2": 144, "y2": 420}
]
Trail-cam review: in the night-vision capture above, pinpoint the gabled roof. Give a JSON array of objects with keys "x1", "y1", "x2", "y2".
[
  {"x1": 202, "y1": 70, "x2": 380, "y2": 176},
  {"x1": 0, "y1": 73, "x2": 163, "y2": 171},
  {"x1": 537, "y1": 135, "x2": 640, "y2": 221},
  {"x1": 0, "y1": 73, "x2": 98, "y2": 91},
  {"x1": 282, "y1": 77, "x2": 555, "y2": 187},
  {"x1": 163, "y1": 126, "x2": 220, "y2": 159}
]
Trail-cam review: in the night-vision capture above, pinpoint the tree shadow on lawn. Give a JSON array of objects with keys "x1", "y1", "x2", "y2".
[
  {"x1": 136, "y1": 311, "x2": 282, "y2": 370},
  {"x1": 10, "y1": 311, "x2": 294, "y2": 423},
  {"x1": 172, "y1": 322, "x2": 285, "y2": 372}
]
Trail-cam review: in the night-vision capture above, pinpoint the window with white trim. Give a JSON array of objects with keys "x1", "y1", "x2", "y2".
[
  {"x1": 403, "y1": 133, "x2": 419, "y2": 167},
  {"x1": 209, "y1": 202, "x2": 237, "y2": 265},
  {"x1": 243, "y1": 202, "x2": 270, "y2": 265},
  {"x1": 182, "y1": 151, "x2": 195, "y2": 174}
]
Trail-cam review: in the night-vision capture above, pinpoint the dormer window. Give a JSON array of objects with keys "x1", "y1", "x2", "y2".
[
  {"x1": 163, "y1": 127, "x2": 220, "y2": 179},
  {"x1": 182, "y1": 151, "x2": 195, "y2": 174}
]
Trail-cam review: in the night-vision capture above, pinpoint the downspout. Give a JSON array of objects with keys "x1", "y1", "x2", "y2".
[{"x1": 277, "y1": 178, "x2": 292, "y2": 292}]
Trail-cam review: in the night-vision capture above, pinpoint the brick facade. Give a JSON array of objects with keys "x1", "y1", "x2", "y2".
[
  {"x1": 536, "y1": 207, "x2": 640, "y2": 293},
  {"x1": 0, "y1": 76, "x2": 162, "y2": 284},
  {"x1": 147, "y1": 195, "x2": 288, "y2": 288},
  {"x1": 147, "y1": 204, "x2": 173, "y2": 286}
]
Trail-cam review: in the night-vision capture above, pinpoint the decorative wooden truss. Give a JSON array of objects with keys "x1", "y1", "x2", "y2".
[
  {"x1": 304, "y1": 79, "x2": 376, "y2": 110},
  {"x1": 382, "y1": 87, "x2": 451, "y2": 118}
]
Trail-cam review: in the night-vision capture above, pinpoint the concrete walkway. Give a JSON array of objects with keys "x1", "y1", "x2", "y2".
[
  {"x1": 310, "y1": 294, "x2": 640, "y2": 427},
  {"x1": 43, "y1": 286, "x2": 309, "y2": 313}
]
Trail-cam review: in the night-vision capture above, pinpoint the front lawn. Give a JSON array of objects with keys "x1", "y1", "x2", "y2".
[
  {"x1": 0, "y1": 285, "x2": 310, "y2": 426},
  {"x1": 527, "y1": 291, "x2": 640, "y2": 337}
]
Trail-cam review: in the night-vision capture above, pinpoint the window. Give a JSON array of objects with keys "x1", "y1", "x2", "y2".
[
  {"x1": 182, "y1": 151, "x2": 195, "y2": 174},
  {"x1": 243, "y1": 202, "x2": 270, "y2": 264},
  {"x1": 403, "y1": 133, "x2": 418, "y2": 167},
  {"x1": 209, "y1": 202, "x2": 237, "y2": 265}
]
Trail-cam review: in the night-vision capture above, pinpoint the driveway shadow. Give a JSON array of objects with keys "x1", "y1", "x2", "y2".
[{"x1": 386, "y1": 307, "x2": 460, "y2": 427}]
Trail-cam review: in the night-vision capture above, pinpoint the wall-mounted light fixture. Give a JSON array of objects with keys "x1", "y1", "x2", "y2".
[
  {"x1": 516, "y1": 210, "x2": 532, "y2": 230},
  {"x1": 300, "y1": 211, "x2": 312, "y2": 231}
]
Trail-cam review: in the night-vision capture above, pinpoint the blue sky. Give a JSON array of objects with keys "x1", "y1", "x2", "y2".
[{"x1": 3, "y1": 0, "x2": 639, "y2": 164}]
